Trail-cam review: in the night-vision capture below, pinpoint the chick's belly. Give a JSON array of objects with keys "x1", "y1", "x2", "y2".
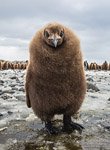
[{"x1": 37, "y1": 81, "x2": 73, "y2": 109}]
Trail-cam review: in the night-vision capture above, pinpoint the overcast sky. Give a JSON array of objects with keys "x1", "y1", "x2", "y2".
[{"x1": 0, "y1": 0, "x2": 110, "y2": 63}]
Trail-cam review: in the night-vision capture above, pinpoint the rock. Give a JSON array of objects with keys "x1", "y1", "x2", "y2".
[
  {"x1": 108, "y1": 98, "x2": 110, "y2": 101},
  {"x1": 19, "y1": 87, "x2": 25, "y2": 92},
  {"x1": 87, "y1": 77, "x2": 94, "y2": 82},
  {"x1": 10, "y1": 84, "x2": 16, "y2": 87},
  {"x1": 101, "y1": 122, "x2": 110, "y2": 131},
  {"x1": 15, "y1": 94, "x2": 26, "y2": 101},
  {"x1": 2, "y1": 90, "x2": 15, "y2": 94},
  {"x1": 7, "y1": 111, "x2": 13, "y2": 115},
  {"x1": 0, "y1": 91, "x2": 3, "y2": 95},
  {"x1": 20, "y1": 110, "x2": 29, "y2": 118},
  {"x1": 90, "y1": 95, "x2": 98, "y2": 98},
  {"x1": 87, "y1": 89, "x2": 95, "y2": 93},
  {"x1": 97, "y1": 79, "x2": 101, "y2": 82},
  {"x1": 87, "y1": 82, "x2": 100, "y2": 92},
  {"x1": 104, "y1": 126, "x2": 110, "y2": 131},
  {"x1": 12, "y1": 87, "x2": 19, "y2": 91},
  {"x1": 0, "y1": 127, "x2": 8, "y2": 132},
  {"x1": 0, "y1": 120, "x2": 7, "y2": 128},
  {"x1": 0, "y1": 113, "x2": 3, "y2": 117},
  {"x1": 0, "y1": 80, "x2": 4, "y2": 84},
  {"x1": 1, "y1": 94, "x2": 13, "y2": 100},
  {"x1": 10, "y1": 76, "x2": 17, "y2": 79},
  {"x1": 1, "y1": 87, "x2": 14, "y2": 94}
]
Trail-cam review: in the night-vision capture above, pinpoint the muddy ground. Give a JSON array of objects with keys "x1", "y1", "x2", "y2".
[{"x1": 0, "y1": 70, "x2": 110, "y2": 150}]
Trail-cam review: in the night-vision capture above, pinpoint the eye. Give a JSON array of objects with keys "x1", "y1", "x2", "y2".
[
  {"x1": 60, "y1": 31, "x2": 64, "y2": 37},
  {"x1": 44, "y1": 30, "x2": 49, "y2": 38}
]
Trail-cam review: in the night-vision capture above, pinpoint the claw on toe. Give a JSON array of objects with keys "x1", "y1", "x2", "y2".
[
  {"x1": 63, "y1": 115, "x2": 84, "y2": 134},
  {"x1": 70, "y1": 122, "x2": 84, "y2": 133},
  {"x1": 63, "y1": 122, "x2": 84, "y2": 134}
]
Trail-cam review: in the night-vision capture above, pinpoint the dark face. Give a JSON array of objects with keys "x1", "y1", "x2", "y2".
[{"x1": 43, "y1": 27, "x2": 65, "y2": 48}]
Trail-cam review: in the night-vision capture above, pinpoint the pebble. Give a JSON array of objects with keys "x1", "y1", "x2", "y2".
[
  {"x1": 1, "y1": 93, "x2": 14, "y2": 99},
  {"x1": 1, "y1": 87, "x2": 12, "y2": 93},
  {"x1": 0, "y1": 120, "x2": 7, "y2": 128},
  {"x1": 10, "y1": 84, "x2": 16, "y2": 87},
  {"x1": 87, "y1": 82, "x2": 99, "y2": 92},
  {"x1": 90, "y1": 95, "x2": 98, "y2": 98},
  {"x1": 15, "y1": 94, "x2": 26, "y2": 101},
  {"x1": 0, "y1": 113, "x2": 3, "y2": 117},
  {"x1": 7, "y1": 111, "x2": 13, "y2": 115},
  {"x1": 20, "y1": 110, "x2": 29, "y2": 118},
  {"x1": 0, "y1": 80, "x2": 4, "y2": 84},
  {"x1": 104, "y1": 126, "x2": 110, "y2": 131},
  {"x1": 10, "y1": 76, "x2": 17, "y2": 80},
  {"x1": 0, "y1": 91, "x2": 3, "y2": 95},
  {"x1": 19, "y1": 87, "x2": 25, "y2": 92},
  {"x1": 87, "y1": 77, "x2": 94, "y2": 82},
  {"x1": 108, "y1": 98, "x2": 110, "y2": 101},
  {"x1": 12, "y1": 87, "x2": 19, "y2": 91}
]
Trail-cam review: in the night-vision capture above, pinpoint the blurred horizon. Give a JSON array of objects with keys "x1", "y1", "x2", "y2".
[
  {"x1": 0, "y1": 0, "x2": 110, "y2": 63},
  {"x1": 0, "y1": 58, "x2": 109, "y2": 65}
]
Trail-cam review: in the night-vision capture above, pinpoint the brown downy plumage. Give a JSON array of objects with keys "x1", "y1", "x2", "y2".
[{"x1": 25, "y1": 22, "x2": 86, "y2": 134}]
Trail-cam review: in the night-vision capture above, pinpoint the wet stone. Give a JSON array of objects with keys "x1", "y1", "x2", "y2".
[
  {"x1": 0, "y1": 80, "x2": 4, "y2": 86},
  {"x1": 1, "y1": 87, "x2": 15, "y2": 95},
  {"x1": 20, "y1": 110, "x2": 29, "y2": 119},
  {"x1": 7, "y1": 111, "x2": 13, "y2": 115},
  {"x1": 0, "y1": 120, "x2": 7, "y2": 128},
  {"x1": 0, "y1": 91, "x2": 3, "y2": 95},
  {"x1": 10, "y1": 84, "x2": 16, "y2": 87},
  {"x1": 15, "y1": 94, "x2": 26, "y2": 101},
  {"x1": 87, "y1": 77, "x2": 94, "y2": 82},
  {"x1": 104, "y1": 126, "x2": 110, "y2": 131},
  {"x1": 10, "y1": 76, "x2": 17, "y2": 80},
  {"x1": 11, "y1": 87, "x2": 19, "y2": 91},
  {"x1": 1, "y1": 94, "x2": 13, "y2": 100},
  {"x1": 19, "y1": 87, "x2": 25, "y2": 92},
  {"x1": 0, "y1": 113, "x2": 3, "y2": 117},
  {"x1": 90, "y1": 95, "x2": 98, "y2": 99},
  {"x1": 87, "y1": 82, "x2": 100, "y2": 92},
  {"x1": 108, "y1": 98, "x2": 110, "y2": 101}
]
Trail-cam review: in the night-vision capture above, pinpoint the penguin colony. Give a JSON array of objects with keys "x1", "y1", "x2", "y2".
[{"x1": 0, "y1": 60, "x2": 109, "y2": 70}]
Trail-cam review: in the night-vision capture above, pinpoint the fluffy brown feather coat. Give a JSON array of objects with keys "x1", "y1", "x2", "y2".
[{"x1": 25, "y1": 22, "x2": 86, "y2": 121}]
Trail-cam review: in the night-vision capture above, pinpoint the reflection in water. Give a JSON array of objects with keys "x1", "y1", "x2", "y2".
[
  {"x1": 0, "y1": 120, "x2": 82, "y2": 150},
  {"x1": 24, "y1": 132, "x2": 83, "y2": 150},
  {"x1": 1, "y1": 113, "x2": 110, "y2": 149}
]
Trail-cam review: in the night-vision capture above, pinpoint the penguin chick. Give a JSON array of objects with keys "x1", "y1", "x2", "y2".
[{"x1": 25, "y1": 22, "x2": 86, "y2": 134}]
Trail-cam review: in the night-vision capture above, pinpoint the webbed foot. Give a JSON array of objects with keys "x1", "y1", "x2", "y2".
[
  {"x1": 63, "y1": 114, "x2": 84, "y2": 134},
  {"x1": 45, "y1": 121, "x2": 59, "y2": 135}
]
